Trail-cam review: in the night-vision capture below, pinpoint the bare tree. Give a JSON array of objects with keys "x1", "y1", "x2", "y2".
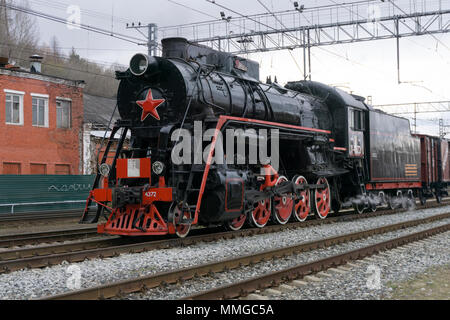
[
  {"x1": 0, "y1": 0, "x2": 120, "y2": 98},
  {"x1": 0, "y1": 0, "x2": 12, "y2": 58},
  {"x1": 0, "y1": 0, "x2": 38, "y2": 63},
  {"x1": 50, "y1": 36, "x2": 61, "y2": 61}
]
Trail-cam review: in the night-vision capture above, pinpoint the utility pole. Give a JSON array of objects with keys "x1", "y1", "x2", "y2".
[
  {"x1": 126, "y1": 22, "x2": 158, "y2": 56},
  {"x1": 307, "y1": 28, "x2": 311, "y2": 80},
  {"x1": 302, "y1": 37, "x2": 306, "y2": 80},
  {"x1": 396, "y1": 17, "x2": 401, "y2": 84},
  {"x1": 147, "y1": 23, "x2": 158, "y2": 56}
]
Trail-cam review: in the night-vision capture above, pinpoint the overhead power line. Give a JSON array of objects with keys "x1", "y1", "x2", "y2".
[
  {"x1": 161, "y1": 0, "x2": 380, "y2": 30},
  {"x1": 157, "y1": 0, "x2": 449, "y2": 91},
  {"x1": 165, "y1": 0, "x2": 295, "y2": 56},
  {"x1": 167, "y1": 0, "x2": 218, "y2": 20},
  {"x1": 374, "y1": 100, "x2": 450, "y2": 133},
  {"x1": 0, "y1": 43, "x2": 128, "y2": 68},
  {"x1": 164, "y1": 0, "x2": 257, "y2": 41},
  {"x1": 387, "y1": 0, "x2": 450, "y2": 53},
  {"x1": 0, "y1": 2, "x2": 147, "y2": 46},
  {"x1": 256, "y1": 0, "x2": 304, "y2": 76},
  {"x1": 204, "y1": 0, "x2": 285, "y2": 51},
  {"x1": 374, "y1": 101, "x2": 450, "y2": 113},
  {"x1": 168, "y1": 0, "x2": 450, "y2": 55},
  {"x1": 27, "y1": 0, "x2": 133, "y2": 24},
  {"x1": 206, "y1": 0, "x2": 383, "y2": 79},
  {"x1": 8, "y1": 55, "x2": 118, "y2": 79}
]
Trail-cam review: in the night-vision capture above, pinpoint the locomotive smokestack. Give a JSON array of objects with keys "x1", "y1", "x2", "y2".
[{"x1": 129, "y1": 53, "x2": 158, "y2": 76}]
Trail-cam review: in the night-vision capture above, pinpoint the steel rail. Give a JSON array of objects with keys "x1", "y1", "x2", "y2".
[
  {"x1": 0, "y1": 211, "x2": 82, "y2": 222},
  {"x1": 41, "y1": 212, "x2": 450, "y2": 300},
  {"x1": 0, "y1": 228, "x2": 99, "y2": 248},
  {"x1": 1, "y1": 201, "x2": 444, "y2": 273},
  {"x1": 183, "y1": 224, "x2": 450, "y2": 300},
  {"x1": 0, "y1": 237, "x2": 124, "y2": 262},
  {"x1": 1, "y1": 198, "x2": 446, "y2": 246}
]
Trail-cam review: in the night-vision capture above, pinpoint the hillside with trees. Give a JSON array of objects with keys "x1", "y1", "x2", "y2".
[{"x1": 0, "y1": 0, "x2": 122, "y2": 98}]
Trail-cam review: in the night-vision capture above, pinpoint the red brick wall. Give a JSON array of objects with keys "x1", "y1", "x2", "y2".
[{"x1": 0, "y1": 72, "x2": 84, "y2": 174}]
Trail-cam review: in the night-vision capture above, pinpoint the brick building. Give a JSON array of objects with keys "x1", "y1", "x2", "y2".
[{"x1": 0, "y1": 58, "x2": 85, "y2": 175}]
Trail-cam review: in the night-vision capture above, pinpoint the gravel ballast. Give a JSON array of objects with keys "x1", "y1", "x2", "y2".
[
  {"x1": 125, "y1": 221, "x2": 450, "y2": 300},
  {"x1": 0, "y1": 205, "x2": 449, "y2": 299},
  {"x1": 275, "y1": 231, "x2": 450, "y2": 300}
]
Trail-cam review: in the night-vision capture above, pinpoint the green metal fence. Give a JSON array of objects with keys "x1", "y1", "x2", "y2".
[{"x1": 0, "y1": 175, "x2": 95, "y2": 214}]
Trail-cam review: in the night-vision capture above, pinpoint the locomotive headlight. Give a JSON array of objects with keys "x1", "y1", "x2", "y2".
[
  {"x1": 99, "y1": 163, "x2": 111, "y2": 177},
  {"x1": 152, "y1": 161, "x2": 164, "y2": 175},
  {"x1": 130, "y1": 53, "x2": 149, "y2": 76}
]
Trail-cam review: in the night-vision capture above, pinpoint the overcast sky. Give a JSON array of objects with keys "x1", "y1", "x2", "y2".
[{"x1": 24, "y1": 0, "x2": 450, "y2": 135}]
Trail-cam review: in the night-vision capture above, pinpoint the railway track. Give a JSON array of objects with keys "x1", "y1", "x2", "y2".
[
  {"x1": 1, "y1": 198, "x2": 447, "y2": 249},
  {"x1": 0, "y1": 227, "x2": 99, "y2": 248},
  {"x1": 1, "y1": 201, "x2": 447, "y2": 274},
  {"x1": 0, "y1": 210, "x2": 82, "y2": 223},
  {"x1": 41, "y1": 212, "x2": 450, "y2": 300},
  {"x1": 183, "y1": 224, "x2": 450, "y2": 300}
]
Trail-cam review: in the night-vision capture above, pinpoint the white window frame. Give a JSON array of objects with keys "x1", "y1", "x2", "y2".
[
  {"x1": 31, "y1": 93, "x2": 49, "y2": 128},
  {"x1": 4, "y1": 89, "x2": 24, "y2": 125}
]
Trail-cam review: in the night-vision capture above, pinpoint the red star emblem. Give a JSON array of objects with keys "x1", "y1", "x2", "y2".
[{"x1": 136, "y1": 89, "x2": 165, "y2": 121}]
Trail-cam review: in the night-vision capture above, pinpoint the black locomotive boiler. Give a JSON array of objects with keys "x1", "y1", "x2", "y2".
[{"x1": 81, "y1": 37, "x2": 447, "y2": 237}]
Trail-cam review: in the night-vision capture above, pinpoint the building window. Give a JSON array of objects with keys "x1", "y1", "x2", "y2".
[
  {"x1": 32, "y1": 96, "x2": 49, "y2": 127},
  {"x1": 30, "y1": 163, "x2": 47, "y2": 174},
  {"x1": 56, "y1": 99, "x2": 71, "y2": 128},
  {"x1": 5, "y1": 91, "x2": 24, "y2": 125},
  {"x1": 3, "y1": 162, "x2": 21, "y2": 174},
  {"x1": 55, "y1": 164, "x2": 70, "y2": 175}
]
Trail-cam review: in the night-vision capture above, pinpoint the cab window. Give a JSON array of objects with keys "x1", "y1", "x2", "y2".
[{"x1": 352, "y1": 109, "x2": 365, "y2": 131}]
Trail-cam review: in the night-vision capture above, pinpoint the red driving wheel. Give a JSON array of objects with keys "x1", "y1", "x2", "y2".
[
  {"x1": 293, "y1": 176, "x2": 310, "y2": 222},
  {"x1": 272, "y1": 176, "x2": 294, "y2": 224},
  {"x1": 226, "y1": 213, "x2": 246, "y2": 231},
  {"x1": 315, "y1": 177, "x2": 331, "y2": 219},
  {"x1": 249, "y1": 198, "x2": 271, "y2": 228}
]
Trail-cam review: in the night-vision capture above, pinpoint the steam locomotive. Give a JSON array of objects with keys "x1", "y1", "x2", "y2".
[{"x1": 81, "y1": 37, "x2": 449, "y2": 237}]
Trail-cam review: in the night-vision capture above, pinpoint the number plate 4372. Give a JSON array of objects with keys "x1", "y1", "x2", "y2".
[{"x1": 142, "y1": 188, "x2": 173, "y2": 203}]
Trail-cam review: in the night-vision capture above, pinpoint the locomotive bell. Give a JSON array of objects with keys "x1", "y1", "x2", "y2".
[{"x1": 129, "y1": 53, "x2": 158, "y2": 76}]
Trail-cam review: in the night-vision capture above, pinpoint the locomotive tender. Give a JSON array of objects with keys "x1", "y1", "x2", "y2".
[{"x1": 81, "y1": 37, "x2": 448, "y2": 237}]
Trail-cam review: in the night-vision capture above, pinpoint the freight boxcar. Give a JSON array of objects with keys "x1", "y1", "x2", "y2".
[
  {"x1": 414, "y1": 134, "x2": 450, "y2": 203},
  {"x1": 441, "y1": 138, "x2": 450, "y2": 183}
]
